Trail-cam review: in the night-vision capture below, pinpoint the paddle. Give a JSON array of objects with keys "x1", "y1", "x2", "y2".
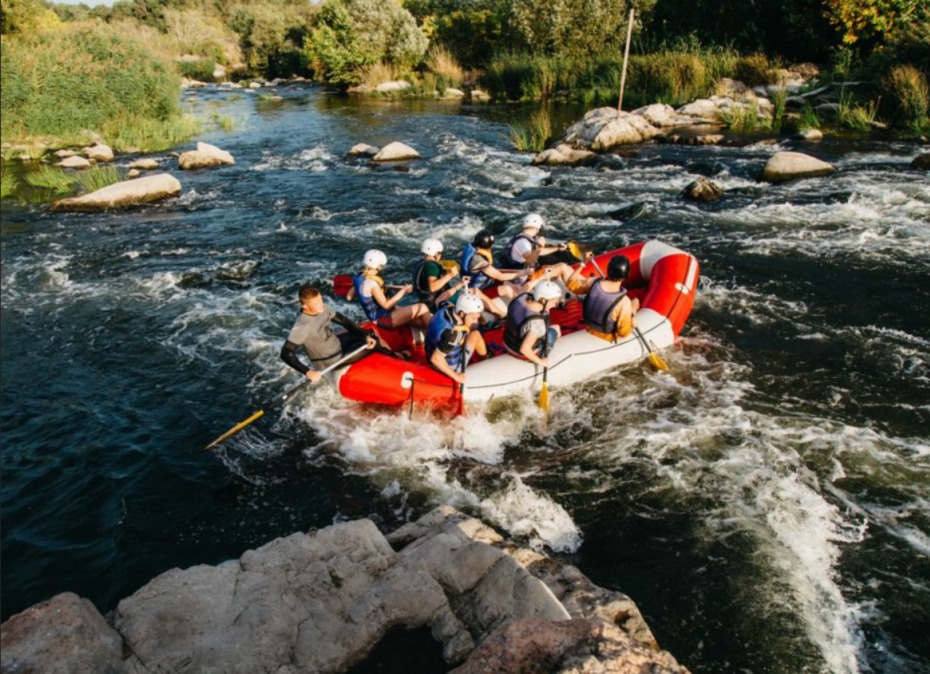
[
  {"x1": 332, "y1": 275, "x2": 403, "y2": 297},
  {"x1": 589, "y1": 258, "x2": 669, "y2": 371},
  {"x1": 204, "y1": 343, "x2": 372, "y2": 450}
]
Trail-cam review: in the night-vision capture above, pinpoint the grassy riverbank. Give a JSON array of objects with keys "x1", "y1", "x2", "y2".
[{"x1": 1, "y1": 22, "x2": 200, "y2": 157}]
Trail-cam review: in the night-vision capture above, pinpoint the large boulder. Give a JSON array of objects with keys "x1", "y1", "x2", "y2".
[
  {"x1": 762, "y1": 151, "x2": 835, "y2": 183},
  {"x1": 683, "y1": 177, "x2": 723, "y2": 201},
  {"x1": 910, "y1": 153, "x2": 930, "y2": 170},
  {"x1": 178, "y1": 141, "x2": 235, "y2": 170},
  {"x1": 0, "y1": 592, "x2": 123, "y2": 674},
  {"x1": 562, "y1": 107, "x2": 660, "y2": 151},
  {"x1": 84, "y1": 143, "x2": 114, "y2": 162},
  {"x1": 372, "y1": 141, "x2": 421, "y2": 162},
  {"x1": 532, "y1": 143, "x2": 598, "y2": 166},
  {"x1": 52, "y1": 173, "x2": 182, "y2": 211}
]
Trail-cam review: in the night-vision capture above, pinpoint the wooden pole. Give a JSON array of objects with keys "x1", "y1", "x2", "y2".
[{"x1": 617, "y1": 8, "x2": 635, "y2": 113}]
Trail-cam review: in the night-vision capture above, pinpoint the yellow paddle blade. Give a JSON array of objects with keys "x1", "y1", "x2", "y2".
[
  {"x1": 648, "y1": 351, "x2": 670, "y2": 372},
  {"x1": 537, "y1": 382, "x2": 549, "y2": 413},
  {"x1": 204, "y1": 409, "x2": 264, "y2": 450},
  {"x1": 567, "y1": 241, "x2": 585, "y2": 261},
  {"x1": 440, "y1": 259, "x2": 459, "y2": 272}
]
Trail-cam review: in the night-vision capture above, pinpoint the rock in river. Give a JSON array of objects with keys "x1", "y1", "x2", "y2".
[
  {"x1": 372, "y1": 141, "x2": 421, "y2": 162},
  {"x1": 0, "y1": 506, "x2": 689, "y2": 673},
  {"x1": 178, "y1": 141, "x2": 235, "y2": 170},
  {"x1": 911, "y1": 153, "x2": 930, "y2": 170},
  {"x1": 562, "y1": 107, "x2": 660, "y2": 150},
  {"x1": 762, "y1": 151, "x2": 835, "y2": 183},
  {"x1": 52, "y1": 173, "x2": 182, "y2": 212},
  {"x1": 347, "y1": 143, "x2": 380, "y2": 157},
  {"x1": 533, "y1": 143, "x2": 598, "y2": 166},
  {"x1": 0, "y1": 592, "x2": 123, "y2": 674},
  {"x1": 58, "y1": 155, "x2": 91, "y2": 169},
  {"x1": 683, "y1": 177, "x2": 723, "y2": 201}
]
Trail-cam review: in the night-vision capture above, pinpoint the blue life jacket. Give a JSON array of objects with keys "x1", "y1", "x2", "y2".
[
  {"x1": 503, "y1": 293, "x2": 549, "y2": 355},
  {"x1": 583, "y1": 279, "x2": 627, "y2": 336},
  {"x1": 426, "y1": 305, "x2": 467, "y2": 372},
  {"x1": 461, "y1": 243, "x2": 493, "y2": 289},
  {"x1": 353, "y1": 272, "x2": 389, "y2": 322},
  {"x1": 503, "y1": 232, "x2": 537, "y2": 269}
]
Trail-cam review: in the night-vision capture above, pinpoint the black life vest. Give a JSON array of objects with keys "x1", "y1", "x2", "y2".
[
  {"x1": 503, "y1": 293, "x2": 549, "y2": 354},
  {"x1": 582, "y1": 279, "x2": 627, "y2": 335},
  {"x1": 503, "y1": 232, "x2": 538, "y2": 269}
]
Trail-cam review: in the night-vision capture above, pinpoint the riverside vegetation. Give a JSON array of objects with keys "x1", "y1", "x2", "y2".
[{"x1": 0, "y1": 0, "x2": 927, "y2": 192}]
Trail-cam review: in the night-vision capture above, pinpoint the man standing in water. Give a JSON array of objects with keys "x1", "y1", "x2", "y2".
[{"x1": 280, "y1": 284, "x2": 376, "y2": 382}]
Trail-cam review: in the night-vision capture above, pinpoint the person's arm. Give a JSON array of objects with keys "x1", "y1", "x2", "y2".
[
  {"x1": 519, "y1": 326, "x2": 547, "y2": 366},
  {"x1": 370, "y1": 280, "x2": 410, "y2": 310},
  {"x1": 428, "y1": 266, "x2": 458, "y2": 293},
  {"x1": 333, "y1": 311, "x2": 366, "y2": 336},
  {"x1": 430, "y1": 332, "x2": 465, "y2": 384},
  {"x1": 483, "y1": 264, "x2": 520, "y2": 282},
  {"x1": 280, "y1": 341, "x2": 322, "y2": 382}
]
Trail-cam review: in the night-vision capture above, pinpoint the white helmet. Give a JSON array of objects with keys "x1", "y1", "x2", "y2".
[
  {"x1": 363, "y1": 249, "x2": 387, "y2": 269},
  {"x1": 533, "y1": 280, "x2": 562, "y2": 302},
  {"x1": 455, "y1": 292, "x2": 484, "y2": 315},
  {"x1": 421, "y1": 238, "x2": 443, "y2": 256},
  {"x1": 523, "y1": 213, "x2": 544, "y2": 231}
]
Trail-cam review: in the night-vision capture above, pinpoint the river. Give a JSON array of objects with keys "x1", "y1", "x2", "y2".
[{"x1": 1, "y1": 84, "x2": 928, "y2": 673}]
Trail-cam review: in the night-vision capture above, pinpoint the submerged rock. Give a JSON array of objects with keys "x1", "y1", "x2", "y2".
[
  {"x1": 562, "y1": 107, "x2": 660, "y2": 150},
  {"x1": 52, "y1": 173, "x2": 182, "y2": 211},
  {"x1": 533, "y1": 143, "x2": 597, "y2": 166},
  {"x1": 372, "y1": 141, "x2": 420, "y2": 162},
  {"x1": 178, "y1": 141, "x2": 235, "y2": 170},
  {"x1": 910, "y1": 153, "x2": 930, "y2": 170},
  {"x1": 762, "y1": 151, "x2": 835, "y2": 183},
  {"x1": 683, "y1": 177, "x2": 723, "y2": 201},
  {"x1": 795, "y1": 128, "x2": 824, "y2": 142},
  {"x1": 1, "y1": 507, "x2": 689, "y2": 673},
  {"x1": 0, "y1": 592, "x2": 123, "y2": 674}
]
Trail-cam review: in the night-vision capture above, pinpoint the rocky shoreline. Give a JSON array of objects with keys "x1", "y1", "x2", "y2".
[{"x1": 1, "y1": 506, "x2": 689, "y2": 673}]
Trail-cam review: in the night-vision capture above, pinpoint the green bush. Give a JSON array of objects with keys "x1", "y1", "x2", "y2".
[
  {"x1": 510, "y1": 107, "x2": 551, "y2": 151},
  {"x1": 304, "y1": 0, "x2": 428, "y2": 86},
  {"x1": 884, "y1": 64, "x2": 929, "y2": 130},
  {"x1": 405, "y1": 0, "x2": 518, "y2": 69},
  {"x1": 76, "y1": 165, "x2": 122, "y2": 193},
  {"x1": 1, "y1": 23, "x2": 190, "y2": 151},
  {"x1": 227, "y1": 3, "x2": 312, "y2": 79},
  {"x1": 734, "y1": 53, "x2": 776, "y2": 86},
  {"x1": 178, "y1": 58, "x2": 216, "y2": 82}
]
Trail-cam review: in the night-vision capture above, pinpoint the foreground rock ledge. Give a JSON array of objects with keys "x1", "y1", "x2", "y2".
[
  {"x1": 0, "y1": 506, "x2": 689, "y2": 673},
  {"x1": 51, "y1": 173, "x2": 182, "y2": 212}
]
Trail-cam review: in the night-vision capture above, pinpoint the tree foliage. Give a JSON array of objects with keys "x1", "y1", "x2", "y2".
[
  {"x1": 823, "y1": 0, "x2": 928, "y2": 46},
  {"x1": 304, "y1": 0, "x2": 427, "y2": 85},
  {"x1": 405, "y1": 0, "x2": 518, "y2": 69},
  {"x1": 510, "y1": 0, "x2": 655, "y2": 58},
  {"x1": 1, "y1": 0, "x2": 61, "y2": 34}
]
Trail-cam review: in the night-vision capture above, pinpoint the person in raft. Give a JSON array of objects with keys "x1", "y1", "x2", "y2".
[
  {"x1": 412, "y1": 238, "x2": 461, "y2": 310},
  {"x1": 502, "y1": 280, "x2": 563, "y2": 367},
  {"x1": 503, "y1": 213, "x2": 584, "y2": 291},
  {"x1": 346, "y1": 248, "x2": 431, "y2": 330},
  {"x1": 578, "y1": 254, "x2": 640, "y2": 341},
  {"x1": 281, "y1": 284, "x2": 377, "y2": 383},
  {"x1": 426, "y1": 292, "x2": 488, "y2": 385},
  {"x1": 458, "y1": 229, "x2": 521, "y2": 310}
]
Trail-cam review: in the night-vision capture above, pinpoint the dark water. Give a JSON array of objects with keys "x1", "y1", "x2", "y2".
[{"x1": 2, "y1": 84, "x2": 929, "y2": 673}]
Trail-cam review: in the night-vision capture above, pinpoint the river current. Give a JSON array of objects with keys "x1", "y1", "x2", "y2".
[{"x1": 2, "y1": 85, "x2": 928, "y2": 673}]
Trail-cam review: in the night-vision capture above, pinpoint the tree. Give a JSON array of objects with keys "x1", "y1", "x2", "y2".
[
  {"x1": 823, "y1": 0, "x2": 928, "y2": 46},
  {"x1": 304, "y1": 0, "x2": 428, "y2": 84},
  {"x1": 510, "y1": 0, "x2": 655, "y2": 57},
  {"x1": 1, "y1": 0, "x2": 61, "y2": 34}
]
